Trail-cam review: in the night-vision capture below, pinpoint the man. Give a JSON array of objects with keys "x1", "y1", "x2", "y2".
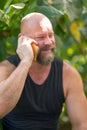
[{"x1": 0, "y1": 12, "x2": 87, "y2": 130}]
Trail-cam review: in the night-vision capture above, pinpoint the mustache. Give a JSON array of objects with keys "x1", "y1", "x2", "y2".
[{"x1": 40, "y1": 45, "x2": 55, "y2": 51}]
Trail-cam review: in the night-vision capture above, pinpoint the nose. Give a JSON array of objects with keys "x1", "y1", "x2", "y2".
[{"x1": 44, "y1": 36, "x2": 52, "y2": 45}]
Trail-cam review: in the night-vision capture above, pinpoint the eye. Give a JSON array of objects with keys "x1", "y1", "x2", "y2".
[
  {"x1": 49, "y1": 33, "x2": 54, "y2": 38},
  {"x1": 35, "y1": 36, "x2": 45, "y2": 41}
]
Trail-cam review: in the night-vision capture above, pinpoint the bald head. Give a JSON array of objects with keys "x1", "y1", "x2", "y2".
[
  {"x1": 21, "y1": 12, "x2": 51, "y2": 26},
  {"x1": 20, "y1": 12, "x2": 53, "y2": 37}
]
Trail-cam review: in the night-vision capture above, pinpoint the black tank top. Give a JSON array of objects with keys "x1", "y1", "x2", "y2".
[{"x1": 2, "y1": 55, "x2": 65, "y2": 130}]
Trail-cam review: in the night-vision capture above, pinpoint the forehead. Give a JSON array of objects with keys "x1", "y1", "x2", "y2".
[
  {"x1": 34, "y1": 18, "x2": 53, "y2": 36},
  {"x1": 21, "y1": 16, "x2": 53, "y2": 36},
  {"x1": 40, "y1": 17, "x2": 52, "y2": 28}
]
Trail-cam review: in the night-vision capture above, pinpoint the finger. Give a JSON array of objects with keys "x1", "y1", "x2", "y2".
[{"x1": 18, "y1": 36, "x2": 26, "y2": 46}]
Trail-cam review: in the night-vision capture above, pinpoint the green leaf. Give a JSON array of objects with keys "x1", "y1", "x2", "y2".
[
  {"x1": 35, "y1": 5, "x2": 63, "y2": 19},
  {"x1": 82, "y1": 0, "x2": 87, "y2": 8},
  {"x1": 47, "y1": 0, "x2": 65, "y2": 10},
  {"x1": 11, "y1": 3, "x2": 25, "y2": 9},
  {"x1": 63, "y1": 0, "x2": 83, "y2": 21},
  {"x1": 0, "y1": 9, "x2": 9, "y2": 25},
  {"x1": 4, "y1": 0, "x2": 13, "y2": 9},
  {"x1": 0, "y1": 0, "x2": 7, "y2": 9}
]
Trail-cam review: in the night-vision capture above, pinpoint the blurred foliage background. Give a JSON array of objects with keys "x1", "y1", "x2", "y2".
[{"x1": 0, "y1": 0, "x2": 87, "y2": 130}]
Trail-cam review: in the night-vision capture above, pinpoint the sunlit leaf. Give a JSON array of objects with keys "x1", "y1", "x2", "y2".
[
  {"x1": 0, "y1": 9, "x2": 10, "y2": 25},
  {"x1": 11, "y1": 3, "x2": 25, "y2": 9},
  {"x1": 67, "y1": 48, "x2": 74, "y2": 55},
  {"x1": 4, "y1": 0, "x2": 13, "y2": 9},
  {"x1": 69, "y1": 21, "x2": 83, "y2": 42}
]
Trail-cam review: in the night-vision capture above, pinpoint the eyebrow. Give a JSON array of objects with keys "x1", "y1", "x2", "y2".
[{"x1": 34, "y1": 32, "x2": 54, "y2": 37}]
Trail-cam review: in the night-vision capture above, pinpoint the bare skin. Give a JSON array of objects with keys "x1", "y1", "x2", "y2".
[{"x1": 0, "y1": 13, "x2": 87, "y2": 130}]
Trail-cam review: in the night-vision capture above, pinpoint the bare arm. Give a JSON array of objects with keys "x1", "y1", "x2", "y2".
[
  {"x1": 0, "y1": 60, "x2": 31, "y2": 118},
  {"x1": 63, "y1": 61, "x2": 87, "y2": 130},
  {"x1": 0, "y1": 36, "x2": 34, "y2": 118}
]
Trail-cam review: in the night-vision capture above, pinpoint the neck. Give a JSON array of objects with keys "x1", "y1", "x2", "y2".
[
  {"x1": 28, "y1": 61, "x2": 52, "y2": 85},
  {"x1": 29, "y1": 61, "x2": 51, "y2": 74}
]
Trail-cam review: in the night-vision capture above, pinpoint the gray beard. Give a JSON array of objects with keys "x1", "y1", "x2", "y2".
[{"x1": 36, "y1": 51, "x2": 54, "y2": 66}]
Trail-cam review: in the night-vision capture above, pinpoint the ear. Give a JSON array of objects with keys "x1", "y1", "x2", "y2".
[{"x1": 18, "y1": 33, "x2": 22, "y2": 38}]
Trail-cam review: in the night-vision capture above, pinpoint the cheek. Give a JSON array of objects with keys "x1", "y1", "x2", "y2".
[
  {"x1": 37, "y1": 41, "x2": 44, "y2": 48},
  {"x1": 51, "y1": 36, "x2": 55, "y2": 42},
  {"x1": 52, "y1": 38, "x2": 55, "y2": 45}
]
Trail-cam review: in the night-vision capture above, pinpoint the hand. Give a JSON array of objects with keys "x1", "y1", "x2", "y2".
[{"x1": 16, "y1": 36, "x2": 36, "y2": 65}]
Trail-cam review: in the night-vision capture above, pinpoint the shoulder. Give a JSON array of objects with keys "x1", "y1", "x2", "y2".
[
  {"x1": 63, "y1": 61, "x2": 87, "y2": 126},
  {"x1": 63, "y1": 60, "x2": 81, "y2": 78},
  {"x1": 0, "y1": 56, "x2": 16, "y2": 82},
  {"x1": 63, "y1": 60, "x2": 83, "y2": 99}
]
